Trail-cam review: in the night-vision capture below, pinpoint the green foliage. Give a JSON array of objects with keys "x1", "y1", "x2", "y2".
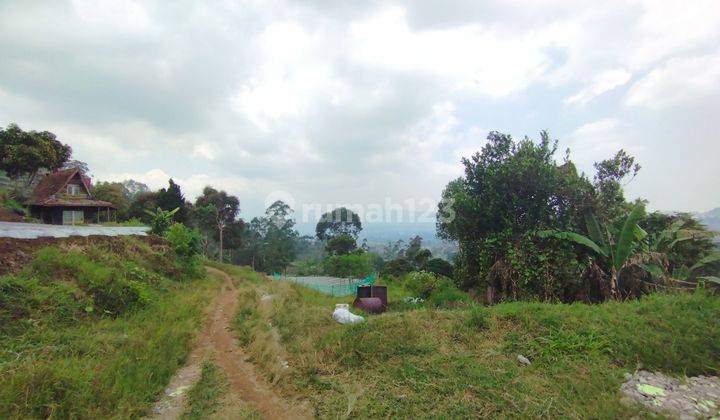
[
  {"x1": 29, "y1": 247, "x2": 150, "y2": 316},
  {"x1": 181, "y1": 362, "x2": 226, "y2": 419},
  {"x1": 234, "y1": 200, "x2": 299, "y2": 273},
  {"x1": 0, "y1": 123, "x2": 72, "y2": 183},
  {"x1": 165, "y1": 223, "x2": 203, "y2": 277},
  {"x1": 227, "y1": 265, "x2": 720, "y2": 418},
  {"x1": 422, "y1": 257, "x2": 453, "y2": 277},
  {"x1": 92, "y1": 181, "x2": 130, "y2": 218},
  {"x1": 404, "y1": 271, "x2": 469, "y2": 307},
  {"x1": 144, "y1": 206, "x2": 179, "y2": 235},
  {"x1": 156, "y1": 179, "x2": 188, "y2": 223},
  {"x1": 437, "y1": 131, "x2": 599, "y2": 300},
  {"x1": 322, "y1": 253, "x2": 375, "y2": 278},
  {"x1": 325, "y1": 233, "x2": 357, "y2": 255},
  {"x1": 0, "y1": 263, "x2": 219, "y2": 418}
]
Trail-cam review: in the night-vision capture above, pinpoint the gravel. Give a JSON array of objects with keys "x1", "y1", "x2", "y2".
[{"x1": 621, "y1": 370, "x2": 720, "y2": 419}]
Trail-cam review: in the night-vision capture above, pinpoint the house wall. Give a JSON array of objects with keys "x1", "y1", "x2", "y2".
[{"x1": 30, "y1": 206, "x2": 114, "y2": 225}]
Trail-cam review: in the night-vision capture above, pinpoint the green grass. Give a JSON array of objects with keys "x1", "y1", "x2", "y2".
[
  {"x1": 0, "y1": 239, "x2": 222, "y2": 418},
  {"x1": 180, "y1": 359, "x2": 262, "y2": 420},
  {"x1": 182, "y1": 362, "x2": 227, "y2": 419},
  {"x1": 223, "y1": 264, "x2": 720, "y2": 418}
]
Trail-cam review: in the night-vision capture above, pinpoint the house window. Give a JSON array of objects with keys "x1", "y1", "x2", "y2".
[
  {"x1": 67, "y1": 184, "x2": 81, "y2": 196},
  {"x1": 62, "y1": 210, "x2": 84, "y2": 225}
]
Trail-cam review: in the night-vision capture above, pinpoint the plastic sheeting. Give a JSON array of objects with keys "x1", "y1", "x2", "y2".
[{"x1": 0, "y1": 222, "x2": 149, "y2": 239}]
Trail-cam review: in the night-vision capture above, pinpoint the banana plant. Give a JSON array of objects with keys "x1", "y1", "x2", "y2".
[
  {"x1": 144, "y1": 207, "x2": 179, "y2": 235},
  {"x1": 539, "y1": 202, "x2": 646, "y2": 299}
]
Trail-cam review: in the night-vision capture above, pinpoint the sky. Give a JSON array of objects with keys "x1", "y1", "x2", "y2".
[{"x1": 1, "y1": 0, "x2": 719, "y2": 226}]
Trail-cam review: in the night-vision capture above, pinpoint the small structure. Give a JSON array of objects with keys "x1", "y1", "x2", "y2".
[
  {"x1": 25, "y1": 168, "x2": 116, "y2": 225},
  {"x1": 354, "y1": 285, "x2": 388, "y2": 313}
]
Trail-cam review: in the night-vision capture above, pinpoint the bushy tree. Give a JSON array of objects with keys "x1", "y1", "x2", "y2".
[
  {"x1": 325, "y1": 234, "x2": 357, "y2": 256},
  {"x1": 315, "y1": 207, "x2": 362, "y2": 240},
  {"x1": 437, "y1": 131, "x2": 600, "y2": 300},
  {"x1": 0, "y1": 123, "x2": 72, "y2": 187},
  {"x1": 234, "y1": 201, "x2": 299, "y2": 273},
  {"x1": 156, "y1": 179, "x2": 188, "y2": 223},
  {"x1": 92, "y1": 182, "x2": 129, "y2": 219}
]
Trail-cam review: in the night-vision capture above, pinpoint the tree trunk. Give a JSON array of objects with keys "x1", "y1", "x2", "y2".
[
  {"x1": 218, "y1": 226, "x2": 223, "y2": 262},
  {"x1": 609, "y1": 268, "x2": 619, "y2": 300}
]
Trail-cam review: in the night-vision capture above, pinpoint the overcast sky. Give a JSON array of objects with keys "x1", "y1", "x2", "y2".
[{"x1": 1, "y1": 0, "x2": 719, "y2": 222}]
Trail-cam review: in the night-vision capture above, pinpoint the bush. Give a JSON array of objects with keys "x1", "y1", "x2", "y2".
[
  {"x1": 322, "y1": 253, "x2": 375, "y2": 278},
  {"x1": 164, "y1": 223, "x2": 203, "y2": 278},
  {"x1": 29, "y1": 247, "x2": 153, "y2": 317},
  {"x1": 423, "y1": 257, "x2": 453, "y2": 278},
  {"x1": 404, "y1": 271, "x2": 469, "y2": 307}
]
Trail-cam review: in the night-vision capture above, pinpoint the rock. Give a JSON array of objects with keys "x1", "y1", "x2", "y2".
[{"x1": 517, "y1": 354, "x2": 531, "y2": 365}]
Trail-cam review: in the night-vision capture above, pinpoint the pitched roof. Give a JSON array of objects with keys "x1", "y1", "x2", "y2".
[{"x1": 25, "y1": 168, "x2": 115, "y2": 208}]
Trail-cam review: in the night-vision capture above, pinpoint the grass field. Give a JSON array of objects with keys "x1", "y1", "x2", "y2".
[
  {"x1": 0, "y1": 238, "x2": 221, "y2": 418},
  {"x1": 221, "y1": 263, "x2": 720, "y2": 418}
]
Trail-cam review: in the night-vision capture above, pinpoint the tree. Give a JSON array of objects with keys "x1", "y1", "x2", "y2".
[
  {"x1": 127, "y1": 191, "x2": 158, "y2": 222},
  {"x1": 195, "y1": 186, "x2": 240, "y2": 261},
  {"x1": 92, "y1": 182, "x2": 130, "y2": 219},
  {"x1": 325, "y1": 234, "x2": 357, "y2": 256},
  {"x1": 436, "y1": 131, "x2": 601, "y2": 298},
  {"x1": 121, "y1": 179, "x2": 149, "y2": 200},
  {"x1": 423, "y1": 257, "x2": 454, "y2": 278},
  {"x1": 0, "y1": 123, "x2": 72, "y2": 187},
  {"x1": 593, "y1": 150, "x2": 640, "y2": 222},
  {"x1": 315, "y1": 207, "x2": 362, "y2": 240},
  {"x1": 156, "y1": 179, "x2": 188, "y2": 223},
  {"x1": 262, "y1": 201, "x2": 300, "y2": 273}
]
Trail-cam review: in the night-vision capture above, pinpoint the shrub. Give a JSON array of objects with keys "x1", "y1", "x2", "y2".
[
  {"x1": 29, "y1": 247, "x2": 152, "y2": 316},
  {"x1": 164, "y1": 223, "x2": 203, "y2": 278},
  {"x1": 404, "y1": 271, "x2": 469, "y2": 307}
]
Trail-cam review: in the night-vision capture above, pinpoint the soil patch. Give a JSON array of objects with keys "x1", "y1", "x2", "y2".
[{"x1": 151, "y1": 266, "x2": 311, "y2": 419}]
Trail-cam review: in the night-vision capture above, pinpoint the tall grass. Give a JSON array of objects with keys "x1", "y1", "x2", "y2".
[
  {"x1": 0, "y1": 239, "x2": 221, "y2": 418},
  {"x1": 223, "y1": 262, "x2": 720, "y2": 418}
]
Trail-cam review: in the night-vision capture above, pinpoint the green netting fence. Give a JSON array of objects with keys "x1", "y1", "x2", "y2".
[{"x1": 271, "y1": 273, "x2": 377, "y2": 296}]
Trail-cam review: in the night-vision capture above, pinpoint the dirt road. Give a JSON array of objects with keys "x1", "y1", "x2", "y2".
[{"x1": 152, "y1": 266, "x2": 312, "y2": 419}]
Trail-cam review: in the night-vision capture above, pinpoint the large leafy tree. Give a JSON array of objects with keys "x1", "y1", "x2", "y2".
[
  {"x1": 156, "y1": 179, "x2": 188, "y2": 223},
  {"x1": 0, "y1": 123, "x2": 72, "y2": 187},
  {"x1": 235, "y1": 201, "x2": 300, "y2": 272},
  {"x1": 315, "y1": 207, "x2": 362, "y2": 241},
  {"x1": 437, "y1": 131, "x2": 595, "y2": 295},
  {"x1": 92, "y1": 181, "x2": 130, "y2": 219}
]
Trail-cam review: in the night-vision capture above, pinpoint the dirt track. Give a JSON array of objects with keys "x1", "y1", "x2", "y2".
[{"x1": 152, "y1": 266, "x2": 312, "y2": 419}]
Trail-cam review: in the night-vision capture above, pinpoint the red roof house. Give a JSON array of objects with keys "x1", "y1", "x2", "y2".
[{"x1": 25, "y1": 168, "x2": 116, "y2": 225}]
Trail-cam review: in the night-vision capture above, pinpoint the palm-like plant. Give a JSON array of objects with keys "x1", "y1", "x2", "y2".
[
  {"x1": 539, "y1": 202, "x2": 646, "y2": 299},
  {"x1": 144, "y1": 207, "x2": 179, "y2": 235}
]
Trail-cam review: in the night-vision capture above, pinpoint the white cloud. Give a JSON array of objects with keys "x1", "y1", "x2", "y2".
[
  {"x1": 564, "y1": 68, "x2": 631, "y2": 105},
  {"x1": 192, "y1": 143, "x2": 216, "y2": 160},
  {"x1": 626, "y1": 53, "x2": 720, "y2": 109},
  {"x1": 348, "y1": 7, "x2": 553, "y2": 98}
]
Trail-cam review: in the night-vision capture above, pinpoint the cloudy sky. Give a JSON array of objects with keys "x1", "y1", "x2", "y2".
[{"x1": 1, "y1": 0, "x2": 719, "y2": 223}]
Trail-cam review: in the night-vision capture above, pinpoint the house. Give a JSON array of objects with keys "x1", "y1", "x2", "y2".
[{"x1": 25, "y1": 168, "x2": 116, "y2": 225}]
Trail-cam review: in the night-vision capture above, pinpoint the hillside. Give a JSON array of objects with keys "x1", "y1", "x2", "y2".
[
  {"x1": 698, "y1": 208, "x2": 720, "y2": 242},
  {"x1": 0, "y1": 236, "x2": 221, "y2": 418},
  {"x1": 218, "y1": 264, "x2": 720, "y2": 418}
]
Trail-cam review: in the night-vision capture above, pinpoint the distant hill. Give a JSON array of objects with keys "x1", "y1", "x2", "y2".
[{"x1": 697, "y1": 208, "x2": 720, "y2": 246}]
